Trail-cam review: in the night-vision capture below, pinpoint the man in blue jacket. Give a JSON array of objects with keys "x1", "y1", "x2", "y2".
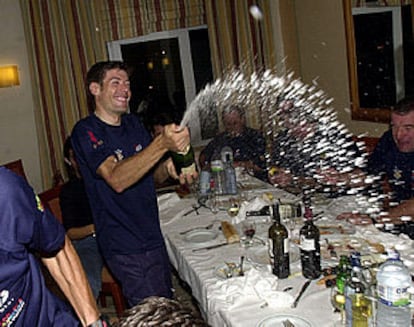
[{"x1": 0, "y1": 167, "x2": 104, "y2": 326}]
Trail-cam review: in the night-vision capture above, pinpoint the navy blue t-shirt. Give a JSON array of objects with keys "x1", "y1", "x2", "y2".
[
  {"x1": 0, "y1": 167, "x2": 78, "y2": 326},
  {"x1": 367, "y1": 130, "x2": 414, "y2": 202},
  {"x1": 71, "y1": 113, "x2": 164, "y2": 258}
]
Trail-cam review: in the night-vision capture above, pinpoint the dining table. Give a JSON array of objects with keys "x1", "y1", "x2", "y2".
[{"x1": 157, "y1": 175, "x2": 414, "y2": 327}]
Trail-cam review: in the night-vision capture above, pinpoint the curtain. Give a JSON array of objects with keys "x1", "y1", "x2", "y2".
[
  {"x1": 20, "y1": 0, "x2": 284, "y2": 188},
  {"x1": 204, "y1": 0, "x2": 284, "y2": 130}
]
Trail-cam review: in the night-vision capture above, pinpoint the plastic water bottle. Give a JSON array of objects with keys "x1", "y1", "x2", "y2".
[
  {"x1": 210, "y1": 160, "x2": 225, "y2": 195},
  {"x1": 199, "y1": 162, "x2": 211, "y2": 196},
  {"x1": 376, "y1": 250, "x2": 412, "y2": 327},
  {"x1": 223, "y1": 153, "x2": 237, "y2": 195}
]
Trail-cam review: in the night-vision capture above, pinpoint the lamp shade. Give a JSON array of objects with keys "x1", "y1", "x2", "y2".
[{"x1": 0, "y1": 65, "x2": 20, "y2": 88}]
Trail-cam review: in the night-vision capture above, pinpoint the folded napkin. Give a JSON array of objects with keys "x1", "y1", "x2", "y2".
[
  {"x1": 208, "y1": 267, "x2": 294, "y2": 315},
  {"x1": 234, "y1": 196, "x2": 271, "y2": 224}
]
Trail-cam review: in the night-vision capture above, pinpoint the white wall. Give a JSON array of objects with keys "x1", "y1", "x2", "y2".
[{"x1": 0, "y1": 0, "x2": 41, "y2": 192}]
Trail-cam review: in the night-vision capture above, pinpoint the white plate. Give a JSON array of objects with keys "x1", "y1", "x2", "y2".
[
  {"x1": 214, "y1": 261, "x2": 252, "y2": 279},
  {"x1": 256, "y1": 314, "x2": 312, "y2": 327},
  {"x1": 249, "y1": 244, "x2": 300, "y2": 265},
  {"x1": 183, "y1": 229, "x2": 218, "y2": 243}
]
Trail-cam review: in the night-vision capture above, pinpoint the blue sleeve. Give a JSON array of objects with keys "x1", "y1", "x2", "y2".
[{"x1": 0, "y1": 168, "x2": 65, "y2": 254}]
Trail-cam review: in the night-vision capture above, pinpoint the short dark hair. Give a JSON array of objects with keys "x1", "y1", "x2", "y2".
[
  {"x1": 63, "y1": 136, "x2": 77, "y2": 180},
  {"x1": 85, "y1": 61, "x2": 129, "y2": 113},
  {"x1": 222, "y1": 105, "x2": 245, "y2": 119},
  {"x1": 392, "y1": 96, "x2": 414, "y2": 115},
  {"x1": 115, "y1": 296, "x2": 209, "y2": 327}
]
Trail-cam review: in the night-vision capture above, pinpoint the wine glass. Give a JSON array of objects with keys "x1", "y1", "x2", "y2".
[
  {"x1": 240, "y1": 220, "x2": 256, "y2": 247},
  {"x1": 226, "y1": 197, "x2": 240, "y2": 217},
  {"x1": 330, "y1": 284, "x2": 346, "y2": 326}
]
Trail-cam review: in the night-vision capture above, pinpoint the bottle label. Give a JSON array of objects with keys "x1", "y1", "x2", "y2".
[
  {"x1": 377, "y1": 284, "x2": 410, "y2": 307},
  {"x1": 300, "y1": 236, "x2": 316, "y2": 251},
  {"x1": 283, "y1": 238, "x2": 289, "y2": 254},
  {"x1": 181, "y1": 163, "x2": 196, "y2": 175}
]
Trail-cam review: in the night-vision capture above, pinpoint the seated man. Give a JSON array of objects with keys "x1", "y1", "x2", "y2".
[
  {"x1": 60, "y1": 137, "x2": 104, "y2": 299},
  {"x1": 114, "y1": 296, "x2": 208, "y2": 327},
  {"x1": 199, "y1": 105, "x2": 267, "y2": 181},
  {"x1": 367, "y1": 97, "x2": 414, "y2": 219},
  {"x1": 0, "y1": 167, "x2": 105, "y2": 326}
]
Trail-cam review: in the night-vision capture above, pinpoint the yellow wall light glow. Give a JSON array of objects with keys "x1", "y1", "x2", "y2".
[{"x1": 0, "y1": 65, "x2": 20, "y2": 88}]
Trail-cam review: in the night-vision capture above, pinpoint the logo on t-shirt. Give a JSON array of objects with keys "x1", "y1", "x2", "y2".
[
  {"x1": 0, "y1": 290, "x2": 9, "y2": 307},
  {"x1": 0, "y1": 290, "x2": 25, "y2": 325},
  {"x1": 87, "y1": 131, "x2": 104, "y2": 149}
]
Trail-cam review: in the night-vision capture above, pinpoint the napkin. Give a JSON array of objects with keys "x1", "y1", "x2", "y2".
[
  {"x1": 234, "y1": 196, "x2": 271, "y2": 224},
  {"x1": 208, "y1": 267, "x2": 294, "y2": 315}
]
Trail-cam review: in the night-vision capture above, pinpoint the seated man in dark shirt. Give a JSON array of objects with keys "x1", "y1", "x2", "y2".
[
  {"x1": 60, "y1": 137, "x2": 104, "y2": 299},
  {"x1": 367, "y1": 97, "x2": 414, "y2": 219},
  {"x1": 199, "y1": 105, "x2": 267, "y2": 181}
]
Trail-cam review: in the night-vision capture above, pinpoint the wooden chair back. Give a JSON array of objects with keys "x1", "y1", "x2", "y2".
[
  {"x1": 38, "y1": 183, "x2": 127, "y2": 316},
  {"x1": 38, "y1": 185, "x2": 63, "y2": 223},
  {"x1": 3, "y1": 159, "x2": 27, "y2": 181}
]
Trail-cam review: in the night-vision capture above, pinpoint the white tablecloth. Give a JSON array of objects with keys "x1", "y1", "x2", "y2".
[{"x1": 158, "y1": 180, "x2": 414, "y2": 327}]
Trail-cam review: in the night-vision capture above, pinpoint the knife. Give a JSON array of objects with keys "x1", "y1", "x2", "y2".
[
  {"x1": 291, "y1": 279, "x2": 311, "y2": 308},
  {"x1": 192, "y1": 242, "x2": 228, "y2": 252}
]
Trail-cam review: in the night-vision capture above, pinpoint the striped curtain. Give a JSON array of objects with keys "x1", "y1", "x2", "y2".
[
  {"x1": 20, "y1": 0, "x2": 283, "y2": 188},
  {"x1": 204, "y1": 0, "x2": 284, "y2": 129}
]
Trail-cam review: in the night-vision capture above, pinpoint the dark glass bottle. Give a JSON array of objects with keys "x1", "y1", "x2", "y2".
[
  {"x1": 170, "y1": 144, "x2": 197, "y2": 175},
  {"x1": 268, "y1": 203, "x2": 290, "y2": 279},
  {"x1": 299, "y1": 206, "x2": 321, "y2": 279}
]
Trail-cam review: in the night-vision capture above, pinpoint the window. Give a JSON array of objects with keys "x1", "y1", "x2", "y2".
[{"x1": 107, "y1": 26, "x2": 216, "y2": 145}]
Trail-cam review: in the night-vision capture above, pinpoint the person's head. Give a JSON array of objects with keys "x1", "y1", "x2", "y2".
[
  {"x1": 86, "y1": 61, "x2": 131, "y2": 114},
  {"x1": 115, "y1": 296, "x2": 208, "y2": 327},
  {"x1": 222, "y1": 105, "x2": 246, "y2": 137},
  {"x1": 63, "y1": 136, "x2": 80, "y2": 180},
  {"x1": 149, "y1": 111, "x2": 176, "y2": 137},
  {"x1": 391, "y1": 97, "x2": 414, "y2": 153}
]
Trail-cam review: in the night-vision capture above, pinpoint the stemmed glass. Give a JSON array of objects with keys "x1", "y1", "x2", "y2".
[
  {"x1": 240, "y1": 220, "x2": 256, "y2": 247},
  {"x1": 330, "y1": 284, "x2": 346, "y2": 326}
]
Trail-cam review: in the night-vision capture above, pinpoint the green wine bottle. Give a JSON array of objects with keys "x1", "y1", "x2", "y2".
[
  {"x1": 268, "y1": 203, "x2": 290, "y2": 279},
  {"x1": 170, "y1": 144, "x2": 197, "y2": 175}
]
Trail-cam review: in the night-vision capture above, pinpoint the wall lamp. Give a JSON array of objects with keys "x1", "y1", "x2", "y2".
[{"x1": 0, "y1": 65, "x2": 20, "y2": 88}]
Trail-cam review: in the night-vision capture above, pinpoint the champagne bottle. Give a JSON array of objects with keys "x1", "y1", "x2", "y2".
[
  {"x1": 170, "y1": 144, "x2": 197, "y2": 175},
  {"x1": 299, "y1": 206, "x2": 321, "y2": 279},
  {"x1": 268, "y1": 203, "x2": 290, "y2": 279}
]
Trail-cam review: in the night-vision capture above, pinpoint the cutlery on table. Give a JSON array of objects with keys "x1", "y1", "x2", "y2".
[
  {"x1": 192, "y1": 242, "x2": 228, "y2": 252},
  {"x1": 180, "y1": 222, "x2": 215, "y2": 235},
  {"x1": 239, "y1": 256, "x2": 245, "y2": 276},
  {"x1": 183, "y1": 204, "x2": 202, "y2": 216},
  {"x1": 291, "y1": 279, "x2": 311, "y2": 308}
]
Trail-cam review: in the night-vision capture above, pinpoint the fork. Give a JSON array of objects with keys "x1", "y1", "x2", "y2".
[{"x1": 180, "y1": 222, "x2": 215, "y2": 235}]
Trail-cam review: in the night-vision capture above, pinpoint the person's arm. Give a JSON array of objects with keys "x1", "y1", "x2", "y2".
[
  {"x1": 41, "y1": 235, "x2": 100, "y2": 326},
  {"x1": 66, "y1": 224, "x2": 95, "y2": 240},
  {"x1": 98, "y1": 124, "x2": 190, "y2": 193},
  {"x1": 387, "y1": 198, "x2": 414, "y2": 219}
]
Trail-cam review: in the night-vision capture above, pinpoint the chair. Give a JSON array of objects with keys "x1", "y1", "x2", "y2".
[
  {"x1": 3, "y1": 159, "x2": 27, "y2": 181},
  {"x1": 38, "y1": 185, "x2": 127, "y2": 317},
  {"x1": 352, "y1": 136, "x2": 379, "y2": 155}
]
